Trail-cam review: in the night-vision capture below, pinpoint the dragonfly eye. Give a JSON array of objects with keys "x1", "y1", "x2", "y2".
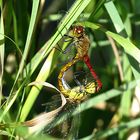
[
  {"x1": 74, "y1": 26, "x2": 84, "y2": 34},
  {"x1": 72, "y1": 25, "x2": 84, "y2": 37}
]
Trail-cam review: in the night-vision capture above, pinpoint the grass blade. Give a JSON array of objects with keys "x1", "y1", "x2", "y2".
[{"x1": 0, "y1": 6, "x2": 4, "y2": 105}]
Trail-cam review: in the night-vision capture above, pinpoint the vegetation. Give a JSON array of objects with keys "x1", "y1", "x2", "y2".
[{"x1": 0, "y1": 0, "x2": 140, "y2": 139}]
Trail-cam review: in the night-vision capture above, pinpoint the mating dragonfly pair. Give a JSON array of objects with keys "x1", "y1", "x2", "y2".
[
  {"x1": 44, "y1": 24, "x2": 103, "y2": 139},
  {"x1": 58, "y1": 25, "x2": 102, "y2": 102}
]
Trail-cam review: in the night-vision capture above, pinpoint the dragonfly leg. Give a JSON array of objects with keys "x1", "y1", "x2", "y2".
[
  {"x1": 73, "y1": 71, "x2": 87, "y2": 85},
  {"x1": 73, "y1": 72, "x2": 85, "y2": 93},
  {"x1": 54, "y1": 43, "x2": 66, "y2": 54}
]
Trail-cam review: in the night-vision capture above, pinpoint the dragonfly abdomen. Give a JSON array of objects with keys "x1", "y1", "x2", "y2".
[{"x1": 58, "y1": 58, "x2": 79, "y2": 98}]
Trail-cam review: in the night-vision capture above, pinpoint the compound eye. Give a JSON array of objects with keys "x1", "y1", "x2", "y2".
[
  {"x1": 73, "y1": 26, "x2": 84, "y2": 34},
  {"x1": 77, "y1": 26, "x2": 84, "y2": 34},
  {"x1": 76, "y1": 26, "x2": 84, "y2": 34}
]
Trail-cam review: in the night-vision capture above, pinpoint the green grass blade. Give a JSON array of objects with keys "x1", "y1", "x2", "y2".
[
  {"x1": 119, "y1": 54, "x2": 132, "y2": 139},
  {"x1": 19, "y1": 0, "x2": 40, "y2": 74},
  {"x1": 0, "y1": 6, "x2": 4, "y2": 105},
  {"x1": 10, "y1": 0, "x2": 40, "y2": 93},
  {"x1": 19, "y1": 50, "x2": 56, "y2": 121},
  {"x1": 12, "y1": 7, "x2": 18, "y2": 45},
  {"x1": 81, "y1": 117, "x2": 140, "y2": 140},
  {"x1": 0, "y1": 81, "x2": 25, "y2": 122},
  {"x1": 104, "y1": 1, "x2": 126, "y2": 33},
  {"x1": 88, "y1": 0, "x2": 106, "y2": 21},
  {"x1": 104, "y1": 1, "x2": 140, "y2": 82},
  {"x1": 2, "y1": 0, "x2": 40, "y2": 120}
]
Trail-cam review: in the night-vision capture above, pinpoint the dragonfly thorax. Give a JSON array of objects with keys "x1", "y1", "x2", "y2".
[{"x1": 75, "y1": 35, "x2": 90, "y2": 58}]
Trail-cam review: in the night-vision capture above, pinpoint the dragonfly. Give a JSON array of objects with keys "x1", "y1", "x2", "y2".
[
  {"x1": 44, "y1": 71, "x2": 97, "y2": 139},
  {"x1": 58, "y1": 25, "x2": 102, "y2": 101}
]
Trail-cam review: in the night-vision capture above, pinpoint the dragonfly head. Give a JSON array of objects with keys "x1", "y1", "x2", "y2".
[{"x1": 71, "y1": 25, "x2": 85, "y2": 38}]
